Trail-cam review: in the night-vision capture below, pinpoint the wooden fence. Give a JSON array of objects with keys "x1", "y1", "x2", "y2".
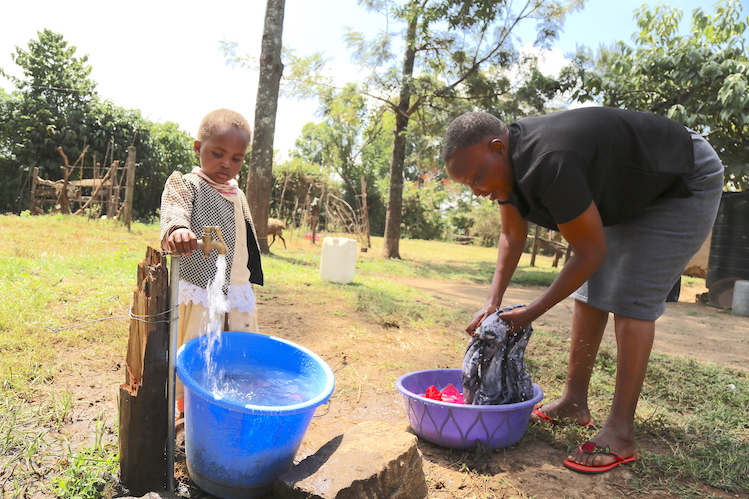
[{"x1": 28, "y1": 146, "x2": 138, "y2": 229}]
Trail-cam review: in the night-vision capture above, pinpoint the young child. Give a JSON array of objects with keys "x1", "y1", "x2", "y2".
[
  {"x1": 442, "y1": 108, "x2": 723, "y2": 474},
  {"x1": 160, "y1": 108, "x2": 264, "y2": 415}
]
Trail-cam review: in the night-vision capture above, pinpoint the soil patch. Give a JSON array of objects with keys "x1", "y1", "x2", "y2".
[{"x1": 262, "y1": 276, "x2": 748, "y2": 499}]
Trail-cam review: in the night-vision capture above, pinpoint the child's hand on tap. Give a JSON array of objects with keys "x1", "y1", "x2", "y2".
[{"x1": 166, "y1": 228, "x2": 198, "y2": 256}]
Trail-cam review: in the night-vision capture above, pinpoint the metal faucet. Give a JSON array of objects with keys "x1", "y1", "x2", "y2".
[{"x1": 197, "y1": 226, "x2": 228, "y2": 257}]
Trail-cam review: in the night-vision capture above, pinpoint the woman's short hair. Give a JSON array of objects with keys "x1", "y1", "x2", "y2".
[{"x1": 442, "y1": 112, "x2": 508, "y2": 161}]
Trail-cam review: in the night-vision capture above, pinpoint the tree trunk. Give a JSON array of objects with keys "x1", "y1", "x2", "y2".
[
  {"x1": 247, "y1": 0, "x2": 285, "y2": 254},
  {"x1": 382, "y1": 10, "x2": 418, "y2": 259}
]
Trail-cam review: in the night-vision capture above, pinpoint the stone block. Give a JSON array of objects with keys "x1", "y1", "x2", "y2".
[{"x1": 274, "y1": 420, "x2": 427, "y2": 499}]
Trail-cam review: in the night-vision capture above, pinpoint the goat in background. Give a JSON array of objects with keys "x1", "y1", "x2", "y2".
[{"x1": 268, "y1": 218, "x2": 286, "y2": 249}]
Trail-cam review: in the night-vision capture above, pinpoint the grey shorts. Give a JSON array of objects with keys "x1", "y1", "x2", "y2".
[{"x1": 570, "y1": 130, "x2": 724, "y2": 321}]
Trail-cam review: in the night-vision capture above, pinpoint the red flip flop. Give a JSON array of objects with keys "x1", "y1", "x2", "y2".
[
  {"x1": 531, "y1": 404, "x2": 595, "y2": 427},
  {"x1": 563, "y1": 441, "x2": 640, "y2": 474}
]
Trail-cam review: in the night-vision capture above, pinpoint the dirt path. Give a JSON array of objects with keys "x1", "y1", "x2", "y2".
[{"x1": 399, "y1": 276, "x2": 749, "y2": 372}]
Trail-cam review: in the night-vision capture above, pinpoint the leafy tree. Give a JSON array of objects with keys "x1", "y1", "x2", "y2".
[
  {"x1": 290, "y1": 84, "x2": 393, "y2": 236},
  {"x1": 1, "y1": 29, "x2": 97, "y2": 175},
  {"x1": 0, "y1": 88, "x2": 12, "y2": 154},
  {"x1": 223, "y1": 2, "x2": 581, "y2": 244},
  {"x1": 401, "y1": 173, "x2": 448, "y2": 240},
  {"x1": 568, "y1": 0, "x2": 749, "y2": 189},
  {"x1": 271, "y1": 156, "x2": 336, "y2": 227},
  {"x1": 0, "y1": 89, "x2": 21, "y2": 212},
  {"x1": 0, "y1": 30, "x2": 194, "y2": 217},
  {"x1": 346, "y1": 0, "x2": 584, "y2": 258},
  {"x1": 468, "y1": 197, "x2": 504, "y2": 247},
  {"x1": 135, "y1": 120, "x2": 194, "y2": 221}
]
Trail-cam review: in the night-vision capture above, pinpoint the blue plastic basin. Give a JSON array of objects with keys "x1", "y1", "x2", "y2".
[{"x1": 176, "y1": 332, "x2": 335, "y2": 499}]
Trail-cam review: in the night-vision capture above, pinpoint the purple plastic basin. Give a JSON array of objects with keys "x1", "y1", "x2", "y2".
[{"x1": 396, "y1": 369, "x2": 543, "y2": 450}]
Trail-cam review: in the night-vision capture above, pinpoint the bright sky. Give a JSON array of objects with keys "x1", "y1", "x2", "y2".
[{"x1": 1, "y1": 0, "x2": 718, "y2": 158}]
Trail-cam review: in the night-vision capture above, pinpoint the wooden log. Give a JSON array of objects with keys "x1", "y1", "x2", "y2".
[
  {"x1": 56, "y1": 147, "x2": 72, "y2": 215},
  {"x1": 119, "y1": 246, "x2": 169, "y2": 493},
  {"x1": 29, "y1": 167, "x2": 39, "y2": 214},
  {"x1": 361, "y1": 175, "x2": 371, "y2": 249},
  {"x1": 73, "y1": 168, "x2": 113, "y2": 216},
  {"x1": 123, "y1": 146, "x2": 137, "y2": 230},
  {"x1": 107, "y1": 160, "x2": 120, "y2": 219}
]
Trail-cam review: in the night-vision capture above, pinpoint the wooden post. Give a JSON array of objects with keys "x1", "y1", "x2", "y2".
[
  {"x1": 123, "y1": 146, "x2": 137, "y2": 230},
  {"x1": 529, "y1": 224, "x2": 540, "y2": 267},
  {"x1": 29, "y1": 167, "x2": 39, "y2": 214},
  {"x1": 309, "y1": 198, "x2": 320, "y2": 245},
  {"x1": 107, "y1": 160, "x2": 120, "y2": 219},
  {"x1": 56, "y1": 147, "x2": 72, "y2": 215},
  {"x1": 361, "y1": 175, "x2": 371, "y2": 249},
  {"x1": 119, "y1": 246, "x2": 169, "y2": 493},
  {"x1": 278, "y1": 171, "x2": 289, "y2": 221}
]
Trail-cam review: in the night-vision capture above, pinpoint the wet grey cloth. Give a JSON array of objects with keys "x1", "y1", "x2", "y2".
[{"x1": 461, "y1": 305, "x2": 534, "y2": 405}]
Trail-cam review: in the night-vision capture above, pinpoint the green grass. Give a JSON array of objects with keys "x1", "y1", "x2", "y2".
[
  {"x1": 0, "y1": 214, "x2": 157, "y2": 497},
  {"x1": 0, "y1": 215, "x2": 746, "y2": 497},
  {"x1": 352, "y1": 236, "x2": 560, "y2": 286},
  {"x1": 525, "y1": 328, "x2": 749, "y2": 495}
]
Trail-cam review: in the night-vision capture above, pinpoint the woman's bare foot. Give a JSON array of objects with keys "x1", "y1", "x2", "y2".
[{"x1": 530, "y1": 400, "x2": 594, "y2": 426}]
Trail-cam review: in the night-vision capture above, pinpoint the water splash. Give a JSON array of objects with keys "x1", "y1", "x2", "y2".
[{"x1": 201, "y1": 254, "x2": 229, "y2": 392}]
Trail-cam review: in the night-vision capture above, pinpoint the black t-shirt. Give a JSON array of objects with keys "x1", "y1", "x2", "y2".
[{"x1": 507, "y1": 107, "x2": 694, "y2": 230}]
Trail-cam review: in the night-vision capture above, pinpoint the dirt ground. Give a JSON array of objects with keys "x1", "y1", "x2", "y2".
[
  {"x1": 258, "y1": 276, "x2": 748, "y2": 499},
  {"x1": 55, "y1": 275, "x2": 748, "y2": 499}
]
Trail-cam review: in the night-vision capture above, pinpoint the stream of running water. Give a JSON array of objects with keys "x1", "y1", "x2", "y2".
[
  {"x1": 199, "y1": 254, "x2": 318, "y2": 406},
  {"x1": 201, "y1": 254, "x2": 229, "y2": 395}
]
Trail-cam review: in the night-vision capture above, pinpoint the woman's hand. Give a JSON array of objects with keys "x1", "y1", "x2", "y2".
[
  {"x1": 468, "y1": 303, "x2": 537, "y2": 336},
  {"x1": 498, "y1": 305, "x2": 536, "y2": 334},
  {"x1": 466, "y1": 302, "x2": 499, "y2": 336},
  {"x1": 166, "y1": 228, "x2": 198, "y2": 256}
]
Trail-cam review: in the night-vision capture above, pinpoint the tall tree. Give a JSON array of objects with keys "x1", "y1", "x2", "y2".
[
  {"x1": 248, "y1": 0, "x2": 286, "y2": 254},
  {"x1": 348, "y1": 0, "x2": 583, "y2": 258},
  {"x1": 290, "y1": 83, "x2": 392, "y2": 234},
  {"x1": 0, "y1": 30, "x2": 194, "y2": 216},
  {"x1": 380, "y1": 5, "x2": 418, "y2": 258},
  {"x1": 567, "y1": 0, "x2": 748, "y2": 189},
  {"x1": 1, "y1": 29, "x2": 98, "y2": 175}
]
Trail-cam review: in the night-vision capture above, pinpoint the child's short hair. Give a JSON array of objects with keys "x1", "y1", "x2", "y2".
[
  {"x1": 442, "y1": 112, "x2": 508, "y2": 161},
  {"x1": 197, "y1": 109, "x2": 252, "y2": 142}
]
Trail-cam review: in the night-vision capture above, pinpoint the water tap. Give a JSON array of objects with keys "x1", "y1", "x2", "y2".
[{"x1": 197, "y1": 226, "x2": 228, "y2": 257}]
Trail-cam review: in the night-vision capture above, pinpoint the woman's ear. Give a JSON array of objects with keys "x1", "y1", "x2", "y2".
[{"x1": 489, "y1": 138, "x2": 506, "y2": 155}]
